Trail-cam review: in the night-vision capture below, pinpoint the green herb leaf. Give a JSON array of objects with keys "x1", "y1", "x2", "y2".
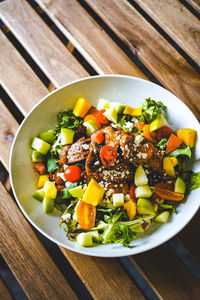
[
  {"x1": 139, "y1": 98, "x2": 166, "y2": 123},
  {"x1": 168, "y1": 146, "x2": 191, "y2": 158},
  {"x1": 189, "y1": 172, "x2": 200, "y2": 191},
  {"x1": 157, "y1": 138, "x2": 167, "y2": 149},
  {"x1": 47, "y1": 158, "x2": 59, "y2": 173},
  {"x1": 56, "y1": 110, "x2": 82, "y2": 132}
]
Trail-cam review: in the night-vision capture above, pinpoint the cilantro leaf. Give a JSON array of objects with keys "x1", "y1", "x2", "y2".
[
  {"x1": 55, "y1": 110, "x2": 82, "y2": 132},
  {"x1": 47, "y1": 158, "x2": 59, "y2": 173}
]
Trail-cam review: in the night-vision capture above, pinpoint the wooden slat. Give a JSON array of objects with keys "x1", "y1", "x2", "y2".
[
  {"x1": 0, "y1": 30, "x2": 48, "y2": 114},
  {"x1": 131, "y1": 243, "x2": 200, "y2": 300},
  {"x1": 34, "y1": 0, "x2": 147, "y2": 78},
  {"x1": 0, "y1": 0, "x2": 88, "y2": 88},
  {"x1": 0, "y1": 100, "x2": 18, "y2": 169},
  {"x1": 178, "y1": 212, "x2": 200, "y2": 265},
  {"x1": 185, "y1": 0, "x2": 200, "y2": 14},
  {"x1": 0, "y1": 278, "x2": 14, "y2": 300},
  {"x1": 84, "y1": 0, "x2": 200, "y2": 120},
  {"x1": 134, "y1": 0, "x2": 200, "y2": 65},
  {"x1": 61, "y1": 249, "x2": 145, "y2": 300},
  {"x1": 0, "y1": 182, "x2": 77, "y2": 300}
]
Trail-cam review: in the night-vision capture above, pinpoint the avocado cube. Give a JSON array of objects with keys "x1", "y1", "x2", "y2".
[
  {"x1": 136, "y1": 198, "x2": 156, "y2": 216},
  {"x1": 31, "y1": 137, "x2": 50, "y2": 155},
  {"x1": 42, "y1": 196, "x2": 54, "y2": 214},
  {"x1": 39, "y1": 130, "x2": 54, "y2": 144},
  {"x1": 43, "y1": 181, "x2": 57, "y2": 199},
  {"x1": 31, "y1": 150, "x2": 45, "y2": 162},
  {"x1": 32, "y1": 188, "x2": 45, "y2": 201}
]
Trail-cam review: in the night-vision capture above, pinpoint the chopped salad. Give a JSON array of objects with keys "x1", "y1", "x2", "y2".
[{"x1": 31, "y1": 97, "x2": 200, "y2": 247}]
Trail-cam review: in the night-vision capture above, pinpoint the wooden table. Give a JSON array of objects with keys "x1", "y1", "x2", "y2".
[{"x1": 0, "y1": 0, "x2": 200, "y2": 299}]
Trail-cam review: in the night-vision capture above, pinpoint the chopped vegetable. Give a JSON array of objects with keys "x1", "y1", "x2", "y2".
[
  {"x1": 77, "y1": 200, "x2": 96, "y2": 229},
  {"x1": 34, "y1": 162, "x2": 46, "y2": 175},
  {"x1": 83, "y1": 120, "x2": 99, "y2": 136},
  {"x1": 124, "y1": 200, "x2": 137, "y2": 220},
  {"x1": 91, "y1": 130, "x2": 105, "y2": 144},
  {"x1": 61, "y1": 128, "x2": 74, "y2": 145},
  {"x1": 37, "y1": 175, "x2": 49, "y2": 188},
  {"x1": 96, "y1": 109, "x2": 110, "y2": 124},
  {"x1": 168, "y1": 146, "x2": 191, "y2": 158},
  {"x1": 31, "y1": 150, "x2": 44, "y2": 162},
  {"x1": 174, "y1": 178, "x2": 186, "y2": 194},
  {"x1": 155, "y1": 211, "x2": 170, "y2": 223},
  {"x1": 100, "y1": 145, "x2": 117, "y2": 167},
  {"x1": 163, "y1": 157, "x2": 175, "y2": 177},
  {"x1": 143, "y1": 125, "x2": 157, "y2": 143},
  {"x1": 47, "y1": 158, "x2": 59, "y2": 173},
  {"x1": 176, "y1": 128, "x2": 197, "y2": 147},
  {"x1": 64, "y1": 165, "x2": 82, "y2": 182},
  {"x1": 113, "y1": 193, "x2": 125, "y2": 207},
  {"x1": 135, "y1": 122, "x2": 145, "y2": 131},
  {"x1": 154, "y1": 185, "x2": 184, "y2": 201},
  {"x1": 39, "y1": 130, "x2": 54, "y2": 144},
  {"x1": 73, "y1": 97, "x2": 91, "y2": 118},
  {"x1": 136, "y1": 198, "x2": 156, "y2": 216},
  {"x1": 31, "y1": 137, "x2": 51, "y2": 155},
  {"x1": 84, "y1": 114, "x2": 101, "y2": 128},
  {"x1": 166, "y1": 134, "x2": 182, "y2": 154},
  {"x1": 129, "y1": 183, "x2": 136, "y2": 200},
  {"x1": 134, "y1": 165, "x2": 148, "y2": 186},
  {"x1": 82, "y1": 179, "x2": 105, "y2": 206},
  {"x1": 169, "y1": 157, "x2": 178, "y2": 167},
  {"x1": 150, "y1": 114, "x2": 168, "y2": 132},
  {"x1": 123, "y1": 106, "x2": 142, "y2": 117},
  {"x1": 43, "y1": 181, "x2": 57, "y2": 199}
]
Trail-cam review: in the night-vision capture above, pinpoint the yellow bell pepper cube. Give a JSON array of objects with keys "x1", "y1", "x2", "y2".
[
  {"x1": 37, "y1": 175, "x2": 49, "y2": 188},
  {"x1": 43, "y1": 181, "x2": 57, "y2": 199},
  {"x1": 73, "y1": 97, "x2": 92, "y2": 118},
  {"x1": 82, "y1": 179, "x2": 105, "y2": 206},
  {"x1": 169, "y1": 157, "x2": 178, "y2": 167},
  {"x1": 163, "y1": 157, "x2": 175, "y2": 177},
  {"x1": 124, "y1": 200, "x2": 136, "y2": 220},
  {"x1": 123, "y1": 106, "x2": 142, "y2": 117},
  {"x1": 176, "y1": 128, "x2": 197, "y2": 147}
]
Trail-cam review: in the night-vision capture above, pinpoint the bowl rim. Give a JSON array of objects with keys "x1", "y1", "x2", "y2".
[{"x1": 9, "y1": 74, "x2": 200, "y2": 257}]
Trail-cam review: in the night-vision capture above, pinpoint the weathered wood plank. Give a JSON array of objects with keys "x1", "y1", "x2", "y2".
[
  {"x1": 185, "y1": 0, "x2": 200, "y2": 14},
  {"x1": 0, "y1": 30, "x2": 48, "y2": 114},
  {"x1": 34, "y1": 0, "x2": 147, "y2": 78},
  {"x1": 0, "y1": 182, "x2": 78, "y2": 300},
  {"x1": 134, "y1": 0, "x2": 200, "y2": 65},
  {"x1": 0, "y1": 100, "x2": 18, "y2": 169},
  {"x1": 61, "y1": 249, "x2": 145, "y2": 300},
  {"x1": 131, "y1": 242, "x2": 200, "y2": 300},
  {"x1": 85, "y1": 0, "x2": 200, "y2": 120},
  {"x1": 0, "y1": 0, "x2": 88, "y2": 88},
  {"x1": 0, "y1": 278, "x2": 14, "y2": 300}
]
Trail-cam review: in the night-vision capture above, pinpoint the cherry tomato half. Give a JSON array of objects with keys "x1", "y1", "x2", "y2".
[
  {"x1": 100, "y1": 145, "x2": 117, "y2": 167},
  {"x1": 64, "y1": 165, "x2": 82, "y2": 182},
  {"x1": 97, "y1": 110, "x2": 110, "y2": 125},
  {"x1": 91, "y1": 130, "x2": 105, "y2": 144}
]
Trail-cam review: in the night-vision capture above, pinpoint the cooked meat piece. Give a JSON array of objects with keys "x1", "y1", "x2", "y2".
[
  {"x1": 59, "y1": 137, "x2": 91, "y2": 165},
  {"x1": 107, "y1": 182, "x2": 129, "y2": 194},
  {"x1": 96, "y1": 163, "x2": 133, "y2": 183},
  {"x1": 54, "y1": 170, "x2": 65, "y2": 185}
]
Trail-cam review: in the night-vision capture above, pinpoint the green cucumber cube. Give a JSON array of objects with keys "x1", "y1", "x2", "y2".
[
  {"x1": 110, "y1": 102, "x2": 125, "y2": 114},
  {"x1": 76, "y1": 232, "x2": 93, "y2": 247},
  {"x1": 68, "y1": 186, "x2": 84, "y2": 198},
  {"x1": 134, "y1": 165, "x2": 148, "y2": 186},
  {"x1": 61, "y1": 128, "x2": 74, "y2": 145},
  {"x1": 39, "y1": 130, "x2": 54, "y2": 144},
  {"x1": 83, "y1": 121, "x2": 99, "y2": 136},
  {"x1": 136, "y1": 198, "x2": 156, "y2": 216},
  {"x1": 97, "y1": 98, "x2": 111, "y2": 110},
  {"x1": 113, "y1": 193, "x2": 124, "y2": 207},
  {"x1": 43, "y1": 181, "x2": 57, "y2": 199},
  {"x1": 103, "y1": 107, "x2": 118, "y2": 123},
  {"x1": 42, "y1": 196, "x2": 54, "y2": 214},
  {"x1": 150, "y1": 114, "x2": 167, "y2": 132},
  {"x1": 31, "y1": 137, "x2": 50, "y2": 155},
  {"x1": 31, "y1": 150, "x2": 45, "y2": 162},
  {"x1": 32, "y1": 188, "x2": 45, "y2": 201},
  {"x1": 135, "y1": 185, "x2": 152, "y2": 198},
  {"x1": 174, "y1": 177, "x2": 186, "y2": 194},
  {"x1": 155, "y1": 211, "x2": 170, "y2": 223}
]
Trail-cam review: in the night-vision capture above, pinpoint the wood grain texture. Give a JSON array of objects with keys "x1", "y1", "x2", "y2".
[
  {"x1": 185, "y1": 0, "x2": 200, "y2": 14},
  {"x1": 0, "y1": 100, "x2": 18, "y2": 169},
  {"x1": 0, "y1": 0, "x2": 88, "y2": 87},
  {"x1": 61, "y1": 248, "x2": 145, "y2": 300},
  {"x1": 85, "y1": 0, "x2": 200, "y2": 120},
  {"x1": 134, "y1": 0, "x2": 200, "y2": 65},
  {"x1": 35, "y1": 0, "x2": 146, "y2": 78},
  {"x1": 0, "y1": 31, "x2": 48, "y2": 114},
  {"x1": 0, "y1": 182, "x2": 77, "y2": 300},
  {"x1": 131, "y1": 243, "x2": 200, "y2": 300},
  {"x1": 0, "y1": 278, "x2": 14, "y2": 300}
]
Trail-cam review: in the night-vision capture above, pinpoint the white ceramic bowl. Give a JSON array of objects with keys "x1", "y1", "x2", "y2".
[{"x1": 10, "y1": 75, "x2": 200, "y2": 257}]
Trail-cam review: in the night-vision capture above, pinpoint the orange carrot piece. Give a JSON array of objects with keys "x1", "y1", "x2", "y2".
[
  {"x1": 143, "y1": 125, "x2": 157, "y2": 143},
  {"x1": 135, "y1": 122, "x2": 145, "y2": 131},
  {"x1": 166, "y1": 133, "x2": 182, "y2": 154}
]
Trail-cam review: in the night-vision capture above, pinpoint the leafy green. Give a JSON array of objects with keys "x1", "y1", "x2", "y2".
[
  {"x1": 139, "y1": 98, "x2": 166, "y2": 123},
  {"x1": 55, "y1": 110, "x2": 82, "y2": 132},
  {"x1": 47, "y1": 158, "x2": 59, "y2": 173},
  {"x1": 112, "y1": 114, "x2": 136, "y2": 132},
  {"x1": 50, "y1": 134, "x2": 62, "y2": 158},
  {"x1": 159, "y1": 202, "x2": 178, "y2": 214},
  {"x1": 157, "y1": 138, "x2": 167, "y2": 149},
  {"x1": 168, "y1": 146, "x2": 191, "y2": 158},
  {"x1": 60, "y1": 182, "x2": 78, "y2": 199},
  {"x1": 189, "y1": 172, "x2": 200, "y2": 191}
]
